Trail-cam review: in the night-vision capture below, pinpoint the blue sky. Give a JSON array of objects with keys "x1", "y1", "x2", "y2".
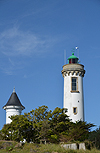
[{"x1": 0, "y1": 0, "x2": 100, "y2": 130}]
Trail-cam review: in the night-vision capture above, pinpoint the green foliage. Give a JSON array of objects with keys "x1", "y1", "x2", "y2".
[
  {"x1": 0, "y1": 105, "x2": 94, "y2": 144},
  {"x1": 6, "y1": 145, "x2": 14, "y2": 152},
  {"x1": 88, "y1": 126, "x2": 100, "y2": 149},
  {"x1": 1, "y1": 115, "x2": 33, "y2": 142},
  {"x1": 67, "y1": 150, "x2": 77, "y2": 153},
  {"x1": 84, "y1": 140, "x2": 93, "y2": 150},
  {"x1": 60, "y1": 121, "x2": 94, "y2": 143},
  {"x1": 49, "y1": 134, "x2": 58, "y2": 143},
  {"x1": 68, "y1": 121, "x2": 94, "y2": 142},
  {"x1": 1, "y1": 124, "x2": 12, "y2": 140}
]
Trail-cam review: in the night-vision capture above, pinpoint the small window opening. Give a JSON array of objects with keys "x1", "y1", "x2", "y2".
[{"x1": 73, "y1": 107, "x2": 77, "y2": 115}]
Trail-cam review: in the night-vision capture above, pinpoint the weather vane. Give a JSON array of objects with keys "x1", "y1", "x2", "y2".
[{"x1": 71, "y1": 48, "x2": 75, "y2": 53}]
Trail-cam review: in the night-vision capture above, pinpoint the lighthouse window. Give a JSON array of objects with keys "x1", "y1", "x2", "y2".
[
  {"x1": 73, "y1": 107, "x2": 77, "y2": 115},
  {"x1": 71, "y1": 77, "x2": 78, "y2": 91},
  {"x1": 69, "y1": 59, "x2": 78, "y2": 64},
  {"x1": 72, "y1": 59, "x2": 75, "y2": 63}
]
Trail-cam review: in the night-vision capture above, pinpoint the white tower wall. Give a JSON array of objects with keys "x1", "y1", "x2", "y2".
[
  {"x1": 62, "y1": 63, "x2": 85, "y2": 122},
  {"x1": 4, "y1": 106, "x2": 22, "y2": 124},
  {"x1": 64, "y1": 73, "x2": 84, "y2": 122}
]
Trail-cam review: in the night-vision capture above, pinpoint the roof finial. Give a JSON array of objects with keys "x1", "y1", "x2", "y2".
[{"x1": 13, "y1": 87, "x2": 15, "y2": 93}]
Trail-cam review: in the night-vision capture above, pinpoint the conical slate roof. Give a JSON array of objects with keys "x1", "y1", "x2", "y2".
[{"x1": 3, "y1": 88, "x2": 25, "y2": 109}]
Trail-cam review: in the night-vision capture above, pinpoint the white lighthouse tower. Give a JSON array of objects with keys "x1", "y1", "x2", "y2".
[
  {"x1": 3, "y1": 88, "x2": 25, "y2": 124},
  {"x1": 62, "y1": 52, "x2": 85, "y2": 122}
]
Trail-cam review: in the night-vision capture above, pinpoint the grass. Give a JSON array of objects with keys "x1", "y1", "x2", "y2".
[{"x1": 0, "y1": 142, "x2": 100, "y2": 153}]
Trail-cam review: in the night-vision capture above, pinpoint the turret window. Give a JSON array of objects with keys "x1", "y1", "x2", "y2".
[{"x1": 71, "y1": 77, "x2": 78, "y2": 92}]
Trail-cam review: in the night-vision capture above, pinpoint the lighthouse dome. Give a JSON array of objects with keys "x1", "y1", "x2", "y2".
[{"x1": 68, "y1": 53, "x2": 78, "y2": 64}]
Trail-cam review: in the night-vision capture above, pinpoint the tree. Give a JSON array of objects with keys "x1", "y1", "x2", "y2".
[
  {"x1": 1, "y1": 124, "x2": 11, "y2": 140},
  {"x1": 60, "y1": 121, "x2": 94, "y2": 142},
  {"x1": 24, "y1": 106, "x2": 70, "y2": 143},
  {"x1": 24, "y1": 105, "x2": 51, "y2": 142},
  {"x1": 88, "y1": 126, "x2": 100, "y2": 149},
  {"x1": 1, "y1": 105, "x2": 94, "y2": 143},
  {"x1": 1, "y1": 115, "x2": 33, "y2": 142},
  {"x1": 48, "y1": 107, "x2": 70, "y2": 143},
  {"x1": 10, "y1": 115, "x2": 34, "y2": 142}
]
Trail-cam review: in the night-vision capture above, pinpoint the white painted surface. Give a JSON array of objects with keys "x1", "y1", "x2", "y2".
[
  {"x1": 62, "y1": 143, "x2": 77, "y2": 150},
  {"x1": 62, "y1": 64, "x2": 85, "y2": 122},
  {"x1": 3, "y1": 106, "x2": 23, "y2": 124},
  {"x1": 64, "y1": 73, "x2": 84, "y2": 122},
  {"x1": 79, "y1": 143, "x2": 86, "y2": 150}
]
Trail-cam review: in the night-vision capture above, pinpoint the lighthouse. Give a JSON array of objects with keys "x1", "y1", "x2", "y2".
[
  {"x1": 3, "y1": 88, "x2": 25, "y2": 124},
  {"x1": 62, "y1": 52, "x2": 85, "y2": 122}
]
